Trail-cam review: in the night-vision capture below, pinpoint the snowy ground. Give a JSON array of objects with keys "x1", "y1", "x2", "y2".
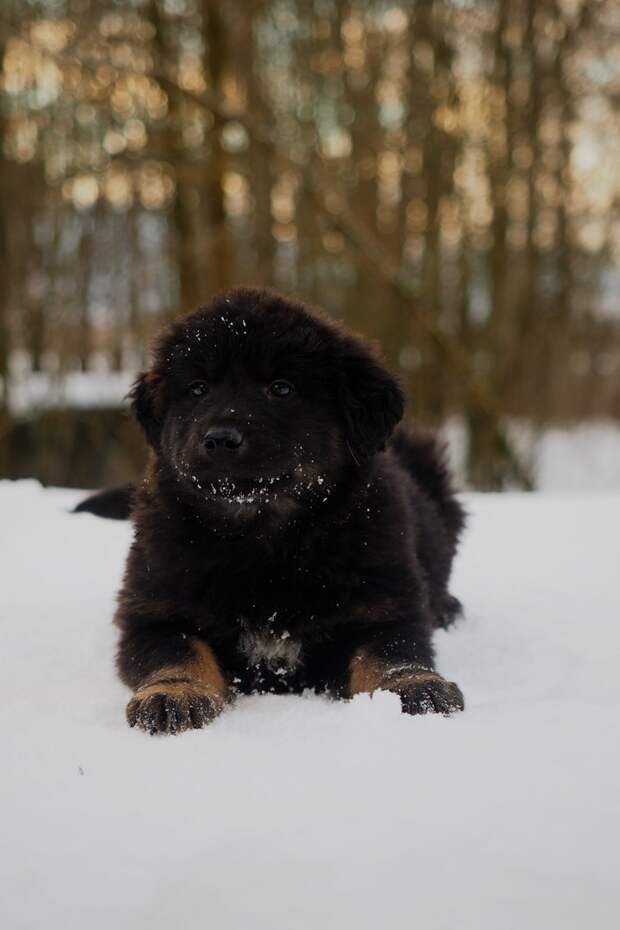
[{"x1": 1, "y1": 481, "x2": 619, "y2": 930}]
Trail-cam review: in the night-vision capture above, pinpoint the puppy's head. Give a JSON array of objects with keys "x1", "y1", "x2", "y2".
[{"x1": 132, "y1": 288, "x2": 403, "y2": 522}]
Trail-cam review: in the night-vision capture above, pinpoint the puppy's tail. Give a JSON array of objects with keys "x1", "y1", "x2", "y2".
[
  {"x1": 73, "y1": 484, "x2": 135, "y2": 520},
  {"x1": 390, "y1": 426, "x2": 465, "y2": 539}
]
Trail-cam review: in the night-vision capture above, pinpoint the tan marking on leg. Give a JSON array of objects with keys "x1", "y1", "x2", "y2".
[
  {"x1": 348, "y1": 649, "x2": 441, "y2": 697},
  {"x1": 135, "y1": 639, "x2": 228, "y2": 711}
]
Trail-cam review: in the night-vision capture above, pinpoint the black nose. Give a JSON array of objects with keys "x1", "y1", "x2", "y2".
[{"x1": 204, "y1": 427, "x2": 244, "y2": 452}]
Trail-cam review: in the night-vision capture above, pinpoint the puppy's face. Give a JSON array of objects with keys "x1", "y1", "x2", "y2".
[{"x1": 132, "y1": 289, "x2": 403, "y2": 524}]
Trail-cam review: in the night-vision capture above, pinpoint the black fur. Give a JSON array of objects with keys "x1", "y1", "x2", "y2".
[{"x1": 82, "y1": 287, "x2": 466, "y2": 733}]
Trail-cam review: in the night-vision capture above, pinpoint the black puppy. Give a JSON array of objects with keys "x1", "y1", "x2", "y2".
[{"x1": 79, "y1": 287, "x2": 466, "y2": 733}]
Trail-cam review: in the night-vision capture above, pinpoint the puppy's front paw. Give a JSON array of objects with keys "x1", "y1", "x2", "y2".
[
  {"x1": 127, "y1": 683, "x2": 222, "y2": 735},
  {"x1": 398, "y1": 674, "x2": 464, "y2": 717}
]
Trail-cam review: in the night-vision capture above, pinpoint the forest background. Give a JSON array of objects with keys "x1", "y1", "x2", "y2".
[{"x1": 1, "y1": 0, "x2": 618, "y2": 490}]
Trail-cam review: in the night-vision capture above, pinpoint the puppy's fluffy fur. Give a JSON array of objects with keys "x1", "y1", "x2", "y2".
[{"x1": 84, "y1": 287, "x2": 466, "y2": 733}]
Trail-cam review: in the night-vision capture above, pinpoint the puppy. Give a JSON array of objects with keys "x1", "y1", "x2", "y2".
[{"x1": 95, "y1": 287, "x2": 466, "y2": 733}]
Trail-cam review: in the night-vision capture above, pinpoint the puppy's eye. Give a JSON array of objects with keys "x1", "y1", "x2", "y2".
[
  {"x1": 268, "y1": 379, "x2": 295, "y2": 398},
  {"x1": 188, "y1": 381, "x2": 209, "y2": 398}
]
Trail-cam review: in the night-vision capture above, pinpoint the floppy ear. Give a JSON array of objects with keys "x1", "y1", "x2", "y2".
[
  {"x1": 339, "y1": 346, "x2": 405, "y2": 462},
  {"x1": 129, "y1": 371, "x2": 164, "y2": 448}
]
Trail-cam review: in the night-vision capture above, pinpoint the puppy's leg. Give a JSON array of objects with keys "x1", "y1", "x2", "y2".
[
  {"x1": 119, "y1": 629, "x2": 229, "y2": 735},
  {"x1": 348, "y1": 635, "x2": 464, "y2": 716}
]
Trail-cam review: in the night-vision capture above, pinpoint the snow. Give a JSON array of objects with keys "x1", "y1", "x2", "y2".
[
  {"x1": 5, "y1": 369, "x2": 134, "y2": 416},
  {"x1": 1, "y1": 481, "x2": 619, "y2": 929},
  {"x1": 442, "y1": 418, "x2": 620, "y2": 492},
  {"x1": 533, "y1": 422, "x2": 620, "y2": 492}
]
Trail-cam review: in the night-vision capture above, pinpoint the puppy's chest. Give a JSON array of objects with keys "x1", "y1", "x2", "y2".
[
  {"x1": 203, "y1": 573, "x2": 339, "y2": 690},
  {"x1": 238, "y1": 619, "x2": 302, "y2": 673},
  {"x1": 231, "y1": 610, "x2": 303, "y2": 690}
]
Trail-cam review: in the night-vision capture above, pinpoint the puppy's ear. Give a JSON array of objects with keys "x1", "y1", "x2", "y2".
[
  {"x1": 340, "y1": 346, "x2": 405, "y2": 462},
  {"x1": 129, "y1": 371, "x2": 164, "y2": 448}
]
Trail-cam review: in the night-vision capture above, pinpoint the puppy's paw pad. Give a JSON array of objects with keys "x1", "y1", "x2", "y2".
[
  {"x1": 127, "y1": 689, "x2": 219, "y2": 735},
  {"x1": 399, "y1": 676, "x2": 464, "y2": 717}
]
